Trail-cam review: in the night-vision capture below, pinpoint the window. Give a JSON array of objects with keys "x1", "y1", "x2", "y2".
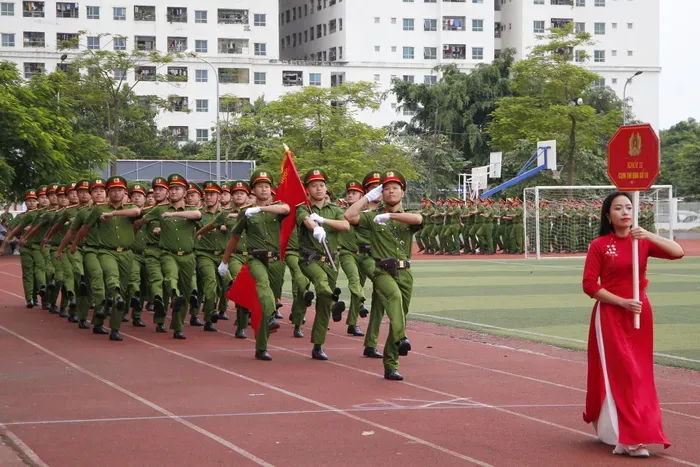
[
  {"x1": 254, "y1": 43, "x2": 266, "y2": 56},
  {"x1": 374, "y1": 74, "x2": 380, "y2": 82},
  {"x1": 424, "y1": 19, "x2": 437, "y2": 31},
  {"x1": 575, "y1": 22, "x2": 585, "y2": 33},
  {"x1": 534, "y1": 20, "x2": 545, "y2": 33},
  {"x1": 391, "y1": 46, "x2": 397, "y2": 52},
  {"x1": 113, "y1": 7, "x2": 125, "y2": 20},
  {"x1": 195, "y1": 69, "x2": 208, "y2": 82},
  {"x1": 593, "y1": 78, "x2": 605, "y2": 88},
  {"x1": 472, "y1": 19, "x2": 483, "y2": 32},
  {"x1": 196, "y1": 129, "x2": 208, "y2": 142},
  {"x1": 309, "y1": 73, "x2": 321, "y2": 86},
  {"x1": 87, "y1": 36, "x2": 100, "y2": 50},
  {"x1": 612, "y1": 49, "x2": 617, "y2": 56},
  {"x1": 374, "y1": 17, "x2": 379, "y2": 23},
  {"x1": 254, "y1": 13, "x2": 266, "y2": 26},
  {"x1": 473, "y1": 0, "x2": 483, "y2": 3},
  {"x1": 424, "y1": 47, "x2": 436, "y2": 59},
  {"x1": 391, "y1": 17, "x2": 397, "y2": 24},
  {"x1": 612, "y1": 22, "x2": 617, "y2": 29},
  {"x1": 196, "y1": 99, "x2": 208, "y2": 113},
  {"x1": 612, "y1": 78, "x2": 617, "y2": 84},
  {"x1": 195, "y1": 10, "x2": 206, "y2": 23},
  {"x1": 374, "y1": 45, "x2": 380, "y2": 52},
  {"x1": 594, "y1": 22, "x2": 605, "y2": 35},
  {"x1": 1, "y1": 33, "x2": 14, "y2": 46},
  {"x1": 86, "y1": 5, "x2": 99, "y2": 19},
  {"x1": 403, "y1": 18, "x2": 414, "y2": 31},
  {"x1": 114, "y1": 69, "x2": 126, "y2": 80},
  {"x1": 534, "y1": 0, "x2": 544, "y2": 4},
  {"x1": 424, "y1": 75, "x2": 437, "y2": 86},
  {"x1": 575, "y1": 50, "x2": 585, "y2": 62},
  {"x1": 403, "y1": 75, "x2": 414, "y2": 83},
  {"x1": 472, "y1": 47, "x2": 484, "y2": 60},
  {"x1": 594, "y1": 50, "x2": 605, "y2": 62},
  {"x1": 403, "y1": 46, "x2": 414, "y2": 59},
  {"x1": 594, "y1": 0, "x2": 604, "y2": 5},
  {"x1": 627, "y1": 50, "x2": 633, "y2": 56},
  {"x1": 1, "y1": 2, "x2": 14, "y2": 16},
  {"x1": 195, "y1": 39, "x2": 207, "y2": 53},
  {"x1": 113, "y1": 36, "x2": 126, "y2": 50},
  {"x1": 627, "y1": 22, "x2": 633, "y2": 29},
  {"x1": 576, "y1": 0, "x2": 585, "y2": 5},
  {"x1": 24, "y1": 62, "x2": 44, "y2": 78},
  {"x1": 254, "y1": 72, "x2": 266, "y2": 84}
]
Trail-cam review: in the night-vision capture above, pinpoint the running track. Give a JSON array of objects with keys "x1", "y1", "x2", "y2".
[{"x1": 0, "y1": 255, "x2": 698, "y2": 466}]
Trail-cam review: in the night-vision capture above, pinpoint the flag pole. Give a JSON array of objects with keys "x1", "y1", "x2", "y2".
[{"x1": 282, "y1": 144, "x2": 337, "y2": 271}]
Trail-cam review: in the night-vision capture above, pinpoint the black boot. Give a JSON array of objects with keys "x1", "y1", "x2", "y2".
[
  {"x1": 255, "y1": 350, "x2": 272, "y2": 361},
  {"x1": 132, "y1": 318, "x2": 146, "y2": 327},
  {"x1": 26, "y1": 300, "x2": 34, "y2": 309},
  {"x1": 268, "y1": 318, "x2": 280, "y2": 332},
  {"x1": 155, "y1": 323, "x2": 166, "y2": 333},
  {"x1": 67, "y1": 315, "x2": 79, "y2": 323},
  {"x1": 311, "y1": 345, "x2": 328, "y2": 361},
  {"x1": 347, "y1": 325, "x2": 364, "y2": 336},
  {"x1": 234, "y1": 327, "x2": 247, "y2": 339},
  {"x1": 359, "y1": 304, "x2": 369, "y2": 318},
  {"x1": 58, "y1": 307, "x2": 69, "y2": 318},
  {"x1": 304, "y1": 290, "x2": 315, "y2": 307},
  {"x1": 331, "y1": 301, "x2": 345, "y2": 323},
  {"x1": 363, "y1": 347, "x2": 383, "y2": 358},
  {"x1": 78, "y1": 320, "x2": 90, "y2": 329},
  {"x1": 384, "y1": 369, "x2": 404, "y2": 381},
  {"x1": 94, "y1": 305, "x2": 106, "y2": 319},
  {"x1": 93, "y1": 325, "x2": 108, "y2": 335},
  {"x1": 190, "y1": 316, "x2": 204, "y2": 326},
  {"x1": 293, "y1": 326, "x2": 303, "y2": 338},
  {"x1": 217, "y1": 312, "x2": 229, "y2": 321},
  {"x1": 153, "y1": 297, "x2": 165, "y2": 320},
  {"x1": 109, "y1": 330, "x2": 123, "y2": 341},
  {"x1": 398, "y1": 337, "x2": 412, "y2": 356},
  {"x1": 203, "y1": 321, "x2": 217, "y2": 332},
  {"x1": 173, "y1": 331, "x2": 186, "y2": 340}
]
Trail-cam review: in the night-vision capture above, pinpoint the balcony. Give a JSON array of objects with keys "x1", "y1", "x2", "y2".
[
  {"x1": 57, "y1": 32, "x2": 78, "y2": 48},
  {"x1": 219, "y1": 97, "x2": 250, "y2": 113},
  {"x1": 166, "y1": 7, "x2": 187, "y2": 22},
  {"x1": 218, "y1": 38, "x2": 248, "y2": 55},
  {"x1": 443, "y1": 44, "x2": 466, "y2": 60},
  {"x1": 551, "y1": 18, "x2": 573, "y2": 29},
  {"x1": 134, "y1": 5, "x2": 155, "y2": 21},
  {"x1": 169, "y1": 126, "x2": 188, "y2": 141},
  {"x1": 218, "y1": 68, "x2": 250, "y2": 84},
  {"x1": 329, "y1": 47, "x2": 337, "y2": 62},
  {"x1": 23, "y1": 1, "x2": 44, "y2": 17},
  {"x1": 169, "y1": 96, "x2": 188, "y2": 112},
  {"x1": 167, "y1": 67, "x2": 188, "y2": 82},
  {"x1": 24, "y1": 62, "x2": 44, "y2": 79},
  {"x1": 551, "y1": 0, "x2": 574, "y2": 4},
  {"x1": 329, "y1": 19, "x2": 337, "y2": 34},
  {"x1": 282, "y1": 71, "x2": 303, "y2": 87},
  {"x1": 56, "y1": 2, "x2": 78, "y2": 18},
  {"x1": 23, "y1": 32, "x2": 45, "y2": 48},
  {"x1": 494, "y1": 23, "x2": 501, "y2": 38},
  {"x1": 443, "y1": 17, "x2": 466, "y2": 31},
  {"x1": 135, "y1": 66, "x2": 157, "y2": 81},
  {"x1": 330, "y1": 72, "x2": 345, "y2": 88},
  {"x1": 167, "y1": 37, "x2": 187, "y2": 53},
  {"x1": 135, "y1": 36, "x2": 156, "y2": 51},
  {"x1": 218, "y1": 9, "x2": 248, "y2": 25}
]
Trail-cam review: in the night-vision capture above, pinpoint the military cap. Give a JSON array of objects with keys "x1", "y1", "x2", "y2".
[
  {"x1": 47, "y1": 183, "x2": 60, "y2": 194},
  {"x1": 130, "y1": 182, "x2": 147, "y2": 196},
  {"x1": 38, "y1": 185, "x2": 48, "y2": 196},
  {"x1": 231, "y1": 180, "x2": 250, "y2": 194},
  {"x1": 303, "y1": 168, "x2": 328, "y2": 186},
  {"x1": 65, "y1": 182, "x2": 78, "y2": 193},
  {"x1": 107, "y1": 176, "x2": 128, "y2": 190},
  {"x1": 90, "y1": 178, "x2": 107, "y2": 191},
  {"x1": 56, "y1": 185, "x2": 66, "y2": 196},
  {"x1": 345, "y1": 180, "x2": 364, "y2": 194},
  {"x1": 24, "y1": 189, "x2": 38, "y2": 201},
  {"x1": 249, "y1": 169, "x2": 273, "y2": 188},
  {"x1": 152, "y1": 176, "x2": 169, "y2": 190},
  {"x1": 187, "y1": 182, "x2": 203, "y2": 197},
  {"x1": 381, "y1": 170, "x2": 406, "y2": 190},
  {"x1": 220, "y1": 181, "x2": 231, "y2": 193},
  {"x1": 167, "y1": 173, "x2": 187, "y2": 188},
  {"x1": 76, "y1": 179, "x2": 91, "y2": 191},
  {"x1": 362, "y1": 171, "x2": 382, "y2": 189},
  {"x1": 147, "y1": 187, "x2": 154, "y2": 195},
  {"x1": 202, "y1": 181, "x2": 222, "y2": 194}
]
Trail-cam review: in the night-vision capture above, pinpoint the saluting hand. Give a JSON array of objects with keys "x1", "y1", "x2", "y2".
[
  {"x1": 630, "y1": 227, "x2": 650, "y2": 240},
  {"x1": 365, "y1": 185, "x2": 384, "y2": 203},
  {"x1": 245, "y1": 207, "x2": 261, "y2": 218}
]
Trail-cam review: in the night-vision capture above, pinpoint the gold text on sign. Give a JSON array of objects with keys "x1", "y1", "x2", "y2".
[{"x1": 627, "y1": 161, "x2": 644, "y2": 169}]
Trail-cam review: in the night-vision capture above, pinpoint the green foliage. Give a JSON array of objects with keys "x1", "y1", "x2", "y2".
[{"x1": 659, "y1": 119, "x2": 700, "y2": 199}]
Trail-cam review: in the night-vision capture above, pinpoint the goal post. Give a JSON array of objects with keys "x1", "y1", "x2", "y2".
[{"x1": 523, "y1": 185, "x2": 674, "y2": 260}]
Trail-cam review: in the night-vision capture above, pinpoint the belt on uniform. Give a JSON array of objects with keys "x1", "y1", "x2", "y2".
[
  {"x1": 234, "y1": 250, "x2": 248, "y2": 256},
  {"x1": 375, "y1": 259, "x2": 411, "y2": 269},
  {"x1": 249, "y1": 249, "x2": 280, "y2": 262},
  {"x1": 167, "y1": 249, "x2": 192, "y2": 256},
  {"x1": 101, "y1": 247, "x2": 129, "y2": 253},
  {"x1": 357, "y1": 244, "x2": 371, "y2": 255}
]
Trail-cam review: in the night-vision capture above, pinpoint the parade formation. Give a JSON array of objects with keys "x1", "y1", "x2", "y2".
[{"x1": 0, "y1": 167, "x2": 421, "y2": 381}]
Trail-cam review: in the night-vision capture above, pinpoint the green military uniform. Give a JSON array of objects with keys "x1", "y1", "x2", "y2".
[
  {"x1": 144, "y1": 173, "x2": 200, "y2": 338},
  {"x1": 228, "y1": 169, "x2": 286, "y2": 359},
  {"x1": 357, "y1": 170, "x2": 422, "y2": 380},
  {"x1": 127, "y1": 182, "x2": 149, "y2": 326},
  {"x1": 476, "y1": 201, "x2": 495, "y2": 254},
  {"x1": 338, "y1": 180, "x2": 367, "y2": 336},
  {"x1": 469, "y1": 201, "x2": 483, "y2": 253},
  {"x1": 296, "y1": 168, "x2": 347, "y2": 360},
  {"x1": 285, "y1": 224, "x2": 313, "y2": 335},
  {"x1": 16, "y1": 190, "x2": 41, "y2": 304},
  {"x1": 143, "y1": 177, "x2": 169, "y2": 329},
  {"x1": 461, "y1": 202, "x2": 474, "y2": 253},
  {"x1": 66, "y1": 180, "x2": 92, "y2": 327},
  {"x1": 49, "y1": 184, "x2": 80, "y2": 319},
  {"x1": 86, "y1": 176, "x2": 139, "y2": 340},
  {"x1": 419, "y1": 201, "x2": 435, "y2": 254},
  {"x1": 0, "y1": 209, "x2": 13, "y2": 224}
]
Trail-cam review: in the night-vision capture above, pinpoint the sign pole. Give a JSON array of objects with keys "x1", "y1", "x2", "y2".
[{"x1": 632, "y1": 190, "x2": 640, "y2": 329}]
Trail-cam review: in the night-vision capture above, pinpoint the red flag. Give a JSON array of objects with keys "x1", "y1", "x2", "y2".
[
  {"x1": 226, "y1": 264, "x2": 262, "y2": 337},
  {"x1": 275, "y1": 149, "x2": 310, "y2": 260}
]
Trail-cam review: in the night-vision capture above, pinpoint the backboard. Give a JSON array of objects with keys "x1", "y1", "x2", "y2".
[
  {"x1": 537, "y1": 140, "x2": 557, "y2": 171},
  {"x1": 489, "y1": 152, "x2": 502, "y2": 178}
]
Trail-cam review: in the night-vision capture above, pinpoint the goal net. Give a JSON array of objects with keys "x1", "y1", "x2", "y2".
[{"x1": 523, "y1": 185, "x2": 675, "y2": 259}]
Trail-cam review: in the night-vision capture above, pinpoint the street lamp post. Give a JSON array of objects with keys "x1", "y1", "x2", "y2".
[
  {"x1": 623, "y1": 71, "x2": 643, "y2": 125},
  {"x1": 190, "y1": 52, "x2": 221, "y2": 182}
]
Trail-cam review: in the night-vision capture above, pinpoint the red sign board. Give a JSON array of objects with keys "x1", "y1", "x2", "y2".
[{"x1": 607, "y1": 123, "x2": 660, "y2": 191}]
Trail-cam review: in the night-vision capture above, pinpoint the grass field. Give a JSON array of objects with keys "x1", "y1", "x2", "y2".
[{"x1": 325, "y1": 256, "x2": 700, "y2": 372}]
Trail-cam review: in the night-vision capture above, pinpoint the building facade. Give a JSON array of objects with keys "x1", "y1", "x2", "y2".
[{"x1": 0, "y1": 0, "x2": 660, "y2": 144}]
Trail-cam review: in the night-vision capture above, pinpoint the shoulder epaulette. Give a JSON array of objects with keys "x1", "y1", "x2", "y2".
[
  {"x1": 239, "y1": 203, "x2": 253, "y2": 210},
  {"x1": 295, "y1": 201, "x2": 307, "y2": 208}
]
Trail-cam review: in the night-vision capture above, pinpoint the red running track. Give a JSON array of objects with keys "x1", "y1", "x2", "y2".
[{"x1": 0, "y1": 256, "x2": 698, "y2": 467}]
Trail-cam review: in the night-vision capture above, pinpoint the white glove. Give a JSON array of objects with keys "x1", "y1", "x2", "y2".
[
  {"x1": 373, "y1": 213, "x2": 391, "y2": 225},
  {"x1": 245, "y1": 207, "x2": 261, "y2": 218},
  {"x1": 309, "y1": 213, "x2": 325, "y2": 224},
  {"x1": 312, "y1": 226, "x2": 327, "y2": 244},
  {"x1": 365, "y1": 185, "x2": 384, "y2": 202},
  {"x1": 217, "y1": 261, "x2": 229, "y2": 277}
]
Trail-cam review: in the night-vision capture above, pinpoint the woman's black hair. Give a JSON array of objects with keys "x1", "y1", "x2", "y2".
[{"x1": 599, "y1": 191, "x2": 633, "y2": 236}]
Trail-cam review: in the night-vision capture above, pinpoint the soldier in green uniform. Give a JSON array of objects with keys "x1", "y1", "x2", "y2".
[
  {"x1": 20, "y1": 185, "x2": 57, "y2": 307},
  {"x1": 143, "y1": 174, "x2": 202, "y2": 339},
  {"x1": 460, "y1": 200, "x2": 473, "y2": 254},
  {"x1": 0, "y1": 204, "x2": 13, "y2": 225},
  {"x1": 419, "y1": 198, "x2": 435, "y2": 254},
  {"x1": 0, "y1": 189, "x2": 40, "y2": 307},
  {"x1": 296, "y1": 168, "x2": 350, "y2": 360},
  {"x1": 219, "y1": 169, "x2": 290, "y2": 360},
  {"x1": 338, "y1": 180, "x2": 368, "y2": 337},
  {"x1": 133, "y1": 177, "x2": 170, "y2": 332},
  {"x1": 126, "y1": 182, "x2": 148, "y2": 327},
  {"x1": 186, "y1": 182, "x2": 204, "y2": 324},
  {"x1": 477, "y1": 199, "x2": 495, "y2": 254},
  {"x1": 345, "y1": 170, "x2": 423, "y2": 381},
  {"x1": 76, "y1": 176, "x2": 141, "y2": 340},
  {"x1": 285, "y1": 221, "x2": 314, "y2": 338},
  {"x1": 511, "y1": 198, "x2": 524, "y2": 254}
]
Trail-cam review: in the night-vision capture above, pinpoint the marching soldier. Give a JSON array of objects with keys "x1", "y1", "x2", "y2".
[
  {"x1": 186, "y1": 182, "x2": 204, "y2": 324},
  {"x1": 285, "y1": 221, "x2": 314, "y2": 338},
  {"x1": 345, "y1": 170, "x2": 423, "y2": 381},
  {"x1": 296, "y1": 168, "x2": 350, "y2": 360},
  {"x1": 219, "y1": 169, "x2": 289, "y2": 360},
  {"x1": 127, "y1": 182, "x2": 148, "y2": 327}
]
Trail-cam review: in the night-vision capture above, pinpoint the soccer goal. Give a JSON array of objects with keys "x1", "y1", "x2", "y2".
[{"x1": 523, "y1": 185, "x2": 675, "y2": 259}]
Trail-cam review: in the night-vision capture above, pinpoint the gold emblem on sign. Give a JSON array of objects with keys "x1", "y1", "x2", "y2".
[{"x1": 629, "y1": 132, "x2": 642, "y2": 157}]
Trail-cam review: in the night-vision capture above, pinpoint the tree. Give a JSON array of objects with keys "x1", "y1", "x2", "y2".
[
  {"x1": 487, "y1": 24, "x2": 622, "y2": 186},
  {"x1": 659, "y1": 119, "x2": 700, "y2": 199},
  {"x1": 0, "y1": 61, "x2": 110, "y2": 200},
  {"x1": 57, "y1": 33, "x2": 183, "y2": 169}
]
